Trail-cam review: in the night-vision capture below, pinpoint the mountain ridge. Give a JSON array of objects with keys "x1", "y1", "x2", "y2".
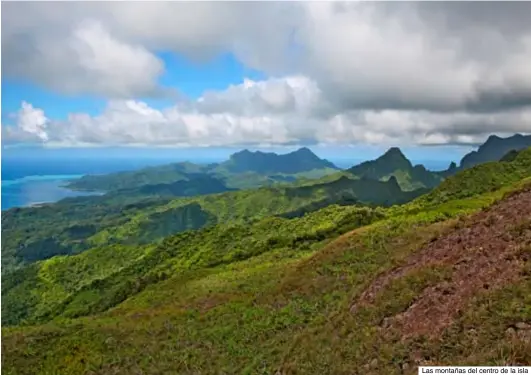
[
  {"x1": 347, "y1": 146, "x2": 443, "y2": 191},
  {"x1": 3, "y1": 147, "x2": 531, "y2": 373},
  {"x1": 459, "y1": 133, "x2": 531, "y2": 169},
  {"x1": 65, "y1": 147, "x2": 339, "y2": 192},
  {"x1": 219, "y1": 147, "x2": 338, "y2": 174}
]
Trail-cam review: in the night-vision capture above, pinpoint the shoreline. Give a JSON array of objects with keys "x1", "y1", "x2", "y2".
[{"x1": 2, "y1": 175, "x2": 105, "y2": 211}]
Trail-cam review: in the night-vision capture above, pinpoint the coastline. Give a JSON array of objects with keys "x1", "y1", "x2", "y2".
[{"x1": 1, "y1": 174, "x2": 104, "y2": 211}]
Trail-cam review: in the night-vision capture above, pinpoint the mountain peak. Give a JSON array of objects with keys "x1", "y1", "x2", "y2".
[
  {"x1": 382, "y1": 147, "x2": 407, "y2": 160},
  {"x1": 347, "y1": 146, "x2": 443, "y2": 191},
  {"x1": 460, "y1": 133, "x2": 531, "y2": 169},
  {"x1": 223, "y1": 147, "x2": 337, "y2": 174},
  {"x1": 295, "y1": 146, "x2": 314, "y2": 154},
  {"x1": 231, "y1": 149, "x2": 252, "y2": 157},
  {"x1": 291, "y1": 147, "x2": 319, "y2": 159}
]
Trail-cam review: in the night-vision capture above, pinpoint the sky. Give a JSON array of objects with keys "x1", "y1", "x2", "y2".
[{"x1": 2, "y1": 2, "x2": 531, "y2": 163}]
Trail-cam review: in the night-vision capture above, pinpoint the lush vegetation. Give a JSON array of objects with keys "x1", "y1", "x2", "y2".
[
  {"x1": 217, "y1": 147, "x2": 338, "y2": 174},
  {"x1": 3, "y1": 144, "x2": 531, "y2": 374},
  {"x1": 2, "y1": 204, "x2": 385, "y2": 326},
  {"x1": 66, "y1": 147, "x2": 339, "y2": 192},
  {"x1": 415, "y1": 147, "x2": 531, "y2": 207},
  {"x1": 2, "y1": 171, "x2": 423, "y2": 274},
  {"x1": 67, "y1": 161, "x2": 211, "y2": 192},
  {"x1": 344, "y1": 147, "x2": 443, "y2": 191},
  {"x1": 3, "y1": 149, "x2": 531, "y2": 373},
  {"x1": 110, "y1": 175, "x2": 234, "y2": 198},
  {"x1": 459, "y1": 133, "x2": 531, "y2": 169},
  {"x1": 9, "y1": 141, "x2": 521, "y2": 276}
]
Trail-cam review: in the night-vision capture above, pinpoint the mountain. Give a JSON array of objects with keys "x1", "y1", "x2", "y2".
[
  {"x1": 217, "y1": 147, "x2": 339, "y2": 174},
  {"x1": 500, "y1": 149, "x2": 521, "y2": 162},
  {"x1": 1, "y1": 171, "x2": 422, "y2": 275},
  {"x1": 415, "y1": 146, "x2": 531, "y2": 206},
  {"x1": 459, "y1": 133, "x2": 531, "y2": 169},
  {"x1": 115, "y1": 175, "x2": 233, "y2": 198},
  {"x1": 3, "y1": 148, "x2": 531, "y2": 373},
  {"x1": 434, "y1": 161, "x2": 458, "y2": 179},
  {"x1": 347, "y1": 147, "x2": 443, "y2": 191},
  {"x1": 66, "y1": 148, "x2": 339, "y2": 192},
  {"x1": 66, "y1": 161, "x2": 213, "y2": 192}
]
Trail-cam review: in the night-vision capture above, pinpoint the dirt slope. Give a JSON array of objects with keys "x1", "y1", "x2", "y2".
[{"x1": 353, "y1": 186, "x2": 531, "y2": 339}]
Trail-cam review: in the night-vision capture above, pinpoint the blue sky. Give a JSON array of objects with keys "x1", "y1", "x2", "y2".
[
  {"x1": 2, "y1": 52, "x2": 265, "y2": 120},
  {"x1": 2, "y1": 2, "x2": 529, "y2": 164},
  {"x1": 0, "y1": 50, "x2": 472, "y2": 163}
]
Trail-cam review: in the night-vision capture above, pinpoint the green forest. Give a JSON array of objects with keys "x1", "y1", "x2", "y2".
[{"x1": 2, "y1": 139, "x2": 531, "y2": 375}]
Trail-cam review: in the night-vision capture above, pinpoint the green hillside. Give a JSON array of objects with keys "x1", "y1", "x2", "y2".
[
  {"x1": 1, "y1": 172, "x2": 422, "y2": 276},
  {"x1": 66, "y1": 148, "x2": 339, "y2": 193},
  {"x1": 3, "y1": 148, "x2": 531, "y2": 374},
  {"x1": 415, "y1": 147, "x2": 531, "y2": 207},
  {"x1": 347, "y1": 147, "x2": 443, "y2": 191},
  {"x1": 459, "y1": 133, "x2": 531, "y2": 169},
  {"x1": 293, "y1": 147, "x2": 443, "y2": 191},
  {"x1": 67, "y1": 161, "x2": 212, "y2": 192},
  {"x1": 216, "y1": 147, "x2": 338, "y2": 175},
  {"x1": 110, "y1": 175, "x2": 234, "y2": 198},
  {"x1": 2, "y1": 205, "x2": 385, "y2": 327}
]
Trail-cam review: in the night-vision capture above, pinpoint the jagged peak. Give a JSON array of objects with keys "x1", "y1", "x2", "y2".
[
  {"x1": 295, "y1": 146, "x2": 314, "y2": 154},
  {"x1": 381, "y1": 147, "x2": 407, "y2": 160},
  {"x1": 484, "y1": 134, "x2": 528, "y2": 146},
  {"x1": 231, "y1": 149, "x2": 252, "y2": 157},
  {"x1": 413, "y1": 164, "x2": 428, "y2": 171},
  {"x1": 232, "y1": 148, "x2": 319, "y2": 160},
  {"x1": 291, "y1": 147, "x2": 319, "y2": 158},
  {"x1": 230, "y1": 149, "x2": 273, "y2": 160}
]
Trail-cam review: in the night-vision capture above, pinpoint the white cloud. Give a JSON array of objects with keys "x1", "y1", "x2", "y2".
[
  {"x1": 2, "y1": 2, "x2": 296, "y2": 98},
  {"x1": 3, "y1": 17, "x2": 166, "y2": 98},
  {"x1": 3, "y1": 102, "x2": 49, "y2": 143},
  {"x1": 4, "y1": 77, "x2": 530, "y2": 148},
  {"x1": 2, "y1": 2, "x2": 531, "y2": 147}
]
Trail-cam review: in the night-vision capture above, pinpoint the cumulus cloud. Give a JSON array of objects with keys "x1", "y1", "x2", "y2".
[
  {"x1": 4, "y1": 77, "x2": 530, "y2": 148},
  {"x1": 2, "y1": 2, "x2": 531, "y2": 147},
  {"x1": 3, "y1": 18, "x2": 166, "y2": 98},
  {"x1": 3, "y1": 102, "x2": 49, "y2": 143},
  {"x1": 294, "y1": 2, "x2": 531, "y2": 113},
  {"x1": 1, "y1": 2, "x2": 296, "y2": 98}
]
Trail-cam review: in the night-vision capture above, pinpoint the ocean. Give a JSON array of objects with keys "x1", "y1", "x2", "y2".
[
  {"x1": 1, "y1": 157, "x2": 450, "y2": 210},
  {"x1": 1, "y1": 157, "x2": 202, "y2": 210}
]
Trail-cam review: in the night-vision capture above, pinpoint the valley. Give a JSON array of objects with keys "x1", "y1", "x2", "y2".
[
  {"x1": 3, "y1": 2, "x2": 531, "y2": 373},
  {"x1": 2, "y1": 135, "x2": 531, "y2": 374}
]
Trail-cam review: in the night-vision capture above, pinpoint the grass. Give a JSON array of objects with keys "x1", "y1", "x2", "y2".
[
  {"x1": 4, "y1": 180, "x2": 530, "y2": 374},
  {"x1": 2, "y1": 149, "x2": 531, "y2": 374},
  {"x1": 2, "y1": 168, "x2": 413, "y2": 274},
  {"x1": 2, "y1": 205, "x2": 385, "y2": 327}
]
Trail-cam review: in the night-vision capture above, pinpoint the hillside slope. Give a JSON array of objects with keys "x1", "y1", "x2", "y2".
[
  {"x1": 2, "y1": 150, "x2": 531, "y2": 374},
  {"x1": 2, "y1": 173, "x2": 421, "y2": 275},
  {"x1": 112, "y1": 175, "x2": 233, "y2": 198},
  {"x1": 347, "y1": 147, "x2": 443, "y2": 191},
  {"x1": 217, "y1": 147, "x2": 338, "y2": 174},
  {"x1": 414, "y1": 147, "x2": 531, "y2": 208},
  {"x1": 459, "y1": 133, "x2": 531, "y2": 169},
  {"x1": 66, "y1": 147, "x2": 339, "y2": 193},
  {"x1": 66, "y1": 162, "x2": 212, "y2": 192},
  {"x1": 2, "y1": 205, "x2": 385, "y2": 326}
]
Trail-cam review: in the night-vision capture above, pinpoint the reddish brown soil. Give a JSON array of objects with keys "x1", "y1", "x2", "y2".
[{"x1": 353, "y1": 186, "x2": 531, "y2": 339}]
